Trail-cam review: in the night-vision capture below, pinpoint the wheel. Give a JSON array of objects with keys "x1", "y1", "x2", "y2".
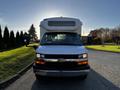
[
  {"x1": 35, "y1": 75, "x2": 41, "y2": 80},
  {"x1": 80, "y1": 74, "x2": 88, "y2": 80},
  {"x1": 35, "y1": 74, "x2": 48, "y2": 81}
]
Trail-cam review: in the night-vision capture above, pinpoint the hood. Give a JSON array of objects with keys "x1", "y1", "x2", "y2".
[{"x1": 36, "y1": 45, "x2": 87, "y2": 54}]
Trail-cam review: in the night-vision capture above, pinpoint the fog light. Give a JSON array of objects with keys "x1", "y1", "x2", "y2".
[{"x1": 77, "y1": 60, "x2": 88, "y2": 65}]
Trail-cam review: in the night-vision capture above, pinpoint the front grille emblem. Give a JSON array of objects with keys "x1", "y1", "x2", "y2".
[{"x1": 58, "y1": 58, "x2": 65, "y2": 62}]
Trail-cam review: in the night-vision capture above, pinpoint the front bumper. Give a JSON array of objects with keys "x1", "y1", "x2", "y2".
[
  {"x1": 33, "y1": 58, "x2": 90, "y2": 77},
  {"x1": 33, "y1": 62, "x2": 90, "y2": 77},
  {"x1": 33, "y1": 69, "x2": 90, "y2": 77}
]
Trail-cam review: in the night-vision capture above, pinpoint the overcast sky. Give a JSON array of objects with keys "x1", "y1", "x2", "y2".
[{"x1": 0, "y1": 0, "x2": 120, "y2": 37}]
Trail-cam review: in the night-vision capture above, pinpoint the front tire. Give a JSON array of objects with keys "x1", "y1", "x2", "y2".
[
  {"x1": 35, "y1": 75, "x2": 41, "y2": 80},
  {"x1": 35, "y1": 74, "x2": 48, "y2": 81},
  {"x1": 81, "y1": 74, "x2": 88, "y2": 80}
]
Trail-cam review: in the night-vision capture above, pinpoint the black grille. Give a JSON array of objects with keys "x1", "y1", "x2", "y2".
[
  {"x1": 34, "y1": 62, "x2": 90, "y2": 70},
  {"x1": 44, "y1": 54, "x2": 78, "y2": 59}
]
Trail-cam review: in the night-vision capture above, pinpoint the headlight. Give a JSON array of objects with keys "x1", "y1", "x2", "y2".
[
  {"x1": 78, "y1": 53, "x2": 88, "y2": 59},
  {"x1": 36, "y1": 54, "x2": 45, "y2": 58},
  {"x1": 83, "y1": 53, "x2": 88, "y2": 58},
  {"x1": 36, "y1": 54, "x2": 40, "y2": 58},
  {"x1": 35, "y1": 54, "x2": 45, "y2": 64}
]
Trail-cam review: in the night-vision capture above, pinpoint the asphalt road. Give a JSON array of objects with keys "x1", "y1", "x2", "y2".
[{"x1": 5, "y1": 50, "x2": 120, "y2": 90}]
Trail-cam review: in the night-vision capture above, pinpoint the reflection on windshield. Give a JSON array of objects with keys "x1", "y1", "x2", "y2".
[{"x1": 40, "y1": 32, "x2": 82, "y2": 45}]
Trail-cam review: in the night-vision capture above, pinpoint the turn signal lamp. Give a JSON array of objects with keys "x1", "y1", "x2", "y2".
[
  {"x1": 35, "y1": 59, "x2": 45, "y2": 64},
  {"x1": 77, "y1": 60, "x2": 88, "y2": 65}
]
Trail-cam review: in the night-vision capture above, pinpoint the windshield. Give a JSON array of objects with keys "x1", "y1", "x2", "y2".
[{"x1": 40, "y1": 32, "x2": 82, "y2": 45}]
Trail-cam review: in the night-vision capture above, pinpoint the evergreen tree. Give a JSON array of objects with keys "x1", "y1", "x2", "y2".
[
  {"x1": 0, "y1": 25, "x2": 3, "y2": 50},
  {"x1": 28, "y1": 24, "x2": 37, "y2": 42},
  {"x1": 20, "y1": 31, "x2": 24, "y2": 46},
  {"x1": 9, "y1": 30, "x2": 15, "y2": 48},
  {"x1": 3, "y1": 26, "x2": 9, "y2": 49},
  {"x1": 16, "y1": 31, "x2": 20, "y2": 47},
  {"x1": 24, "y1": 32, "x2": 28, "y2": 36}
]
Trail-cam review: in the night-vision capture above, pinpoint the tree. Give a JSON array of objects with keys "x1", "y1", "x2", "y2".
[
  {"x1": 3, "y1": 26, "x2": 9, "y2": 49},
  {"x1": 16, "y1": 31, "x2": 20, "y2": 47},
  {"x1": 9, "y1": 30, "x2": 15, "y2": 48},
  {"x1": 28, "y1": 24, "x2": 38, "y2": 42},
  {"x1": 19, "y1": 31, "x2": 24, "y2": 46},
  {"x1": 0, "y1": 25, "x2": 3, "y2": 50},
  {"x1": 89, "y1": 28, "x2": 112, "y2": 45}
]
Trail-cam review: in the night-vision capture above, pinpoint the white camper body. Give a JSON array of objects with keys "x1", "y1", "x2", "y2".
[{"x1": 40, "y1": 17, "x2": 82, "y2": 39}]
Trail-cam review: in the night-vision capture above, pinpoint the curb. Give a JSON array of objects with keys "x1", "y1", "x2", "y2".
[
  {"x1": 0, "y1": 62, "x2": 33, "y2": 89},
  {"x1": 86, "y1": 48, "x2": 120, "y2": 54}
]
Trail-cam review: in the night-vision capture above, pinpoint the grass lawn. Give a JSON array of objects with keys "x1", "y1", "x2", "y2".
[
  {"x1": 85, "y1": 45, "x2": 120, "y2": 53},
  {"x1": 0, "y1": 46, "x2": 35, "y2": 81}
]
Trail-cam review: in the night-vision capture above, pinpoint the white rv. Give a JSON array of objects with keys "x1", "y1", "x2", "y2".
[{"x1": 33, "y1": 17, "x2": 90, "y2": 80}]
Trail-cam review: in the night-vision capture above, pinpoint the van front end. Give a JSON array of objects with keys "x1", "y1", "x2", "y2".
[
  {"x1": 33, "y1": 48, "x2": 90, "y2": 79},
  {"x1": 33, "y1": 17, "x2": 90, "y2": 80}
]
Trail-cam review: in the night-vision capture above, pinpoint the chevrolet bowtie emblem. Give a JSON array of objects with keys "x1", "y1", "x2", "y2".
[{"x1": 58, "y1": 58, "x2": 65, "y2": 62}]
